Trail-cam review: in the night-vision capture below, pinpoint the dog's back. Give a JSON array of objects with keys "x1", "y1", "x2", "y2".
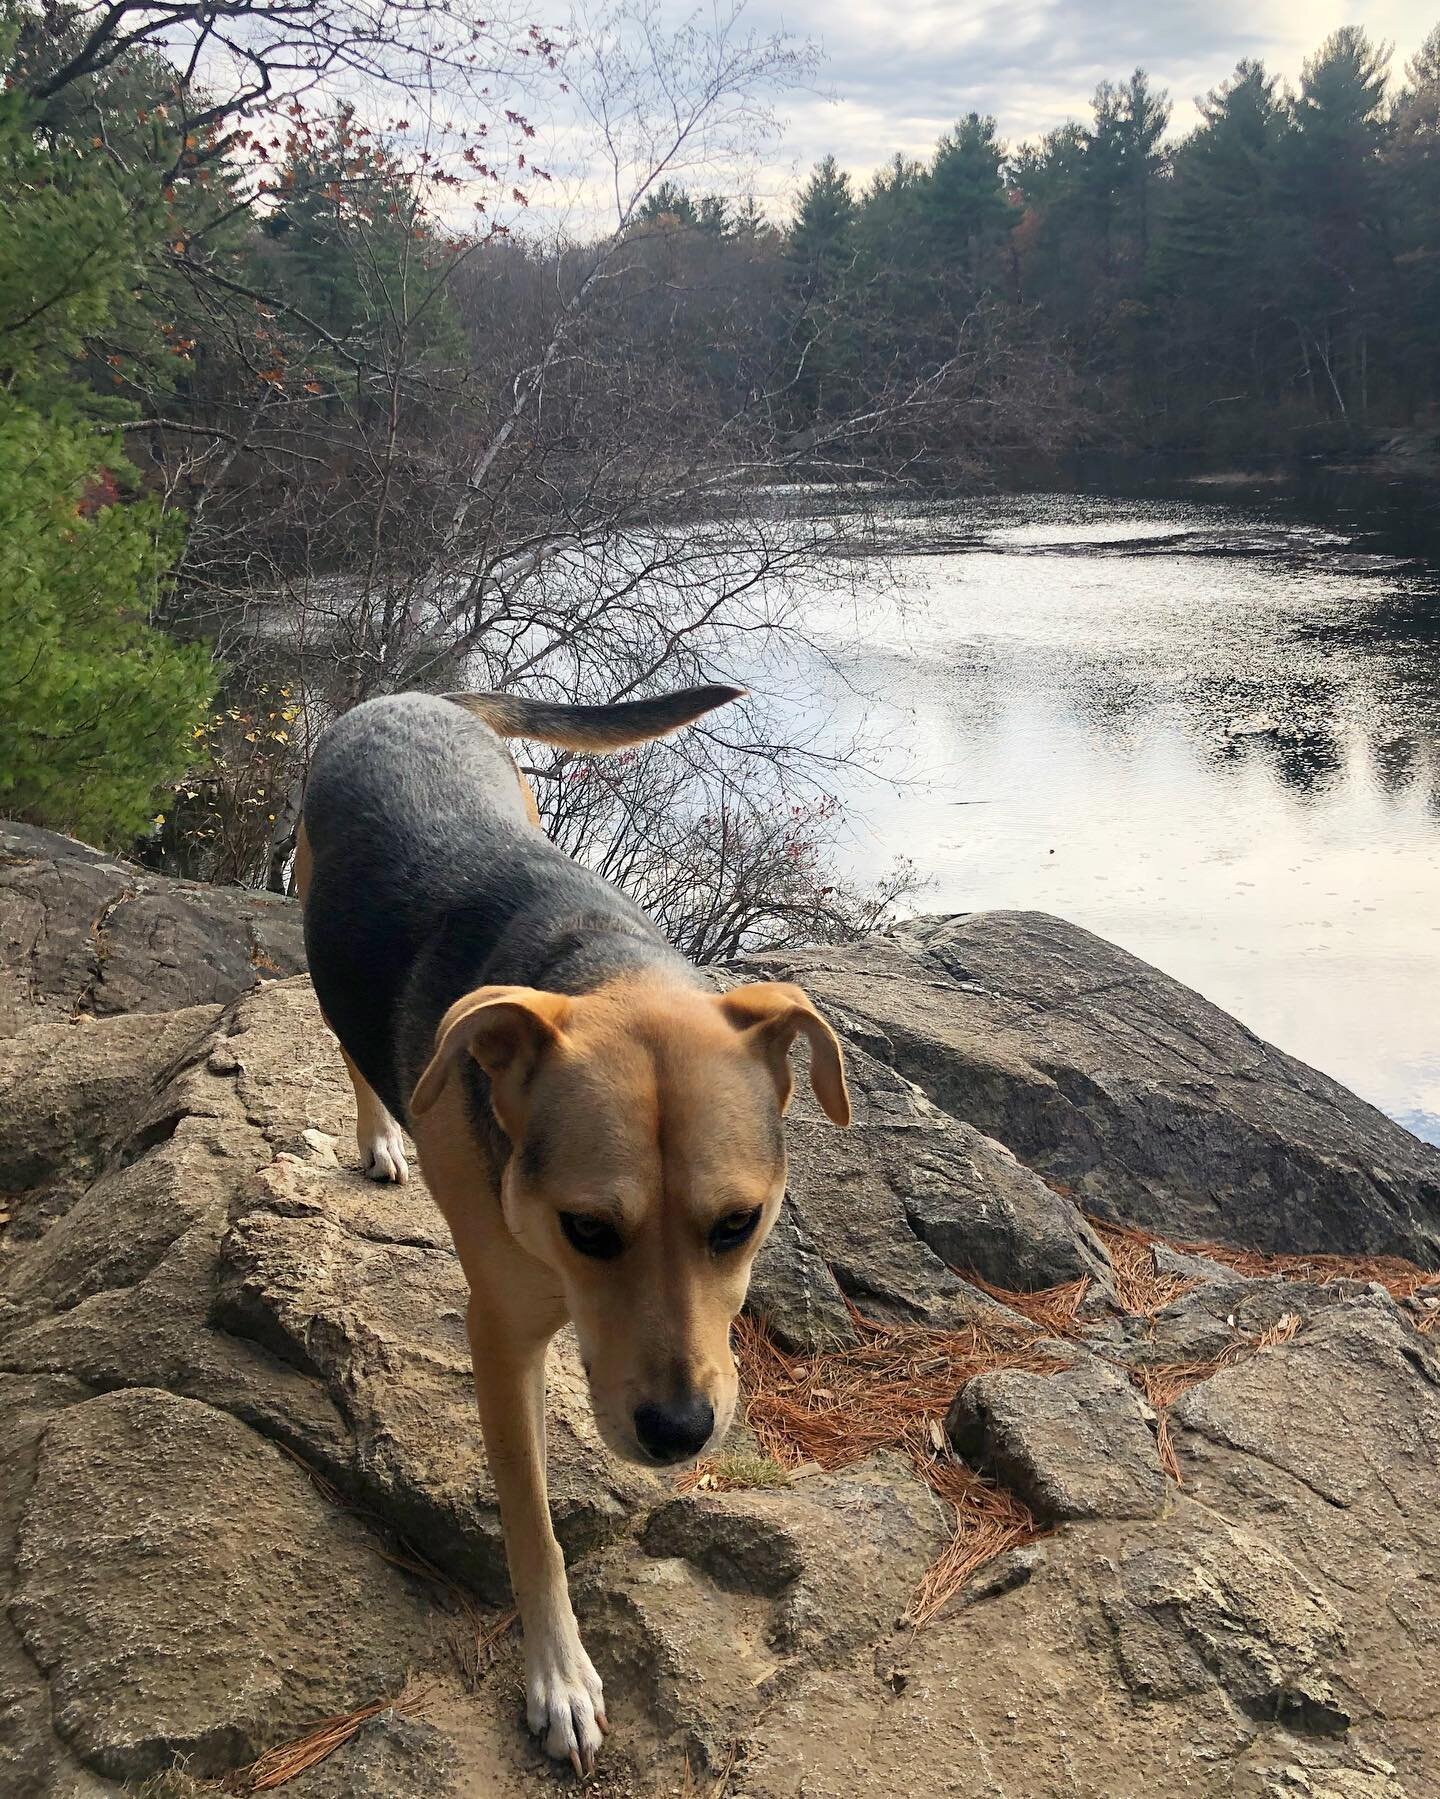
[
  {"x1": 302, "y1": 691, "x2": 718, "y2": 1121},
  {"x1": 297, "y1": 682, "x2": 848, "y2": 1780}
]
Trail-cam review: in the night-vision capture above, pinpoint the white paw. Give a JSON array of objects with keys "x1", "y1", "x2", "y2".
[
  {"x1": 359, "y1": 1121, "x2": 409, "y2": 1184},
  {"x1": 526, "y1": 1636, "x2": 607, "y2": 1775}
]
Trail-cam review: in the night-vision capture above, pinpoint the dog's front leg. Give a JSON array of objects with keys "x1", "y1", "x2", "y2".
[{"x1": 467, "y1": 1297, "x2": 607, "y2": 1775}]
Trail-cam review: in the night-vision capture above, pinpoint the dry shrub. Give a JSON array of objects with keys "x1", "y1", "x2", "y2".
[
  {"x1": 730, "y1": 1306, "x2": 1066, "y2": 1624},
  {"x1": 131, "y1": 1766, "x2": 212, "y2": 1797}
]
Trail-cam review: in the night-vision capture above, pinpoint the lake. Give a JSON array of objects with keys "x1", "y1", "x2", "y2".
[{"x1": 765, "y1": 475, "x2": 1440, "y2": 1145}]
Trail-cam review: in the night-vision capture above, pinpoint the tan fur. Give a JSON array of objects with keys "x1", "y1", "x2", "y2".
[
  {"x1": 516, "y1": 763, "x2": 542, "y2": 827},
  {"x1": 409, "y1": 974, "x2": 838, "y2": 1458},
  {"x1": 299, "y1": 788, "x2": 849, "y2": 1774}
]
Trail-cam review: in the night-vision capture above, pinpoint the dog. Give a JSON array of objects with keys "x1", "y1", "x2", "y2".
[{"x1": 295, "y1": 685, "x2": 850, "y2": 1775}]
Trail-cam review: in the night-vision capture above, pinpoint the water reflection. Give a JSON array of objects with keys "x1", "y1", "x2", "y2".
[
  {"x1": 762, "y1": 488, "x2": 1440, "y2": 1144},
  {"x1": 1374, "y1": 736, "x2": 1420, "y2": 794}
]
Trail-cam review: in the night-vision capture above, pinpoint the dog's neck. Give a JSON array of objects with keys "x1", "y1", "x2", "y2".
[
  {"x1": 452, "y1": 911, "x2": 709, "y2": 1182},
  {"x1": 521, "y1": 913, "x2": 701, "y2": 996}
]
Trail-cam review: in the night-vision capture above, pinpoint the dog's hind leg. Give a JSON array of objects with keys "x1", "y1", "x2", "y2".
[
  {"x1": 341, "y1": 1047, "x2": 409, "y2": 1184},
  {"x1": 297, "y1": 826, "x2": 409, "y2": 1184},
  {"x1": 467, "y1": 1295, "x2": 606, "y2": 1775}
]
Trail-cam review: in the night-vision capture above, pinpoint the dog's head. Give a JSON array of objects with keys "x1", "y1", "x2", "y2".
[{"x1": 410, "y1": 976, "x2": 850, "y2": 1465}]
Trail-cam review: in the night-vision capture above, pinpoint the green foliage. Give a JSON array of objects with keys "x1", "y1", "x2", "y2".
[
  {"x1": 1154, "y1": 62, "x2": 1292, "y2": 390},
  {"x1": 1165, "y1": 62, "x2": 1290, "y2": 271},
  {"x1": 637, "y1": 178, "x2": 699, "y2": 227},
  {"x1": 699, "y1": 1450, "x2": 792, "y2": 1490},
  {"x1": 1391, "y1": 27, "x2": 1440, "y2": 392},
  {"x1": 261, "y1": 105, "x2": 466, "y2": 372},
  {"x1": 635, "y1": 182, "x2": 739, "y2": 238},
  {"x1": 0, "y1": 405, "x2": 214, "y2": 843},
  {"x1": 920, "y1": 113, "x2": 1012, "y2": 266},
  {"x1": 0, "y1": 24, "x2": 214, "y2": 845},
  {"x1": 0, "y1": 85, "x2": 153, "y2": 405},
  {"x1": 786, "y1": 155, "x2": 856, "y2": 295},
  {"x1": 790, "y1": 20, "x2": 1440, "y2": 449},
  {"x1": 1284, "y1": 27, "x2": 1394, "y2": 312},
  {"x1": 781, "y1": 156, "x2": 860, "y2": 421}
]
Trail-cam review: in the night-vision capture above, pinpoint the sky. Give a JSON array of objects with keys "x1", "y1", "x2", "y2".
[
  {"x1": 494, "y1": 0, "x2": 1438, "y2": 233},
  {"x1": 696, "y1": 0, "x2": 1439, "y2": 210},
  {"x1": 238, "y1": 0, "x2": 1437, "y2": 232}
]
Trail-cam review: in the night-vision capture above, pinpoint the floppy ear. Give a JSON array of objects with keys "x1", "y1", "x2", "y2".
[
  {"x1": 409, "y1": 986, "x2": 570, "y2": 1135},
  {"x1": 718, "y1": 982, "x2": 851, "y2": 1126}
]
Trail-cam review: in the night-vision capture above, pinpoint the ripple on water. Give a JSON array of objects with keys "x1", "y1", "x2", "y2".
[{"x1": 746, "y1": 488, "x2": 1440, "y2": 1144}]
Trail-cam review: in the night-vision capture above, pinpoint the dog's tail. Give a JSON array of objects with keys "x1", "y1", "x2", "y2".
[{"x1": 442, "y1": 682, "x2": 744, "y2": 752}]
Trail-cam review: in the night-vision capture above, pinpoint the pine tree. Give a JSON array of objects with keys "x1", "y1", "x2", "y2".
[
  {"x1": 1389, "y1": 25, "x2": 1440, "y2": 403},
  {"x1": 0, "y1": 406, "x2": 212, "y2": 841},
  {"x1": 1084, "y1": 70, "x2": 1170, "y2": 268},
  {"x1": 697, "y1": 194, "x2": 735, "y2": 239},
  {"x1": 1167, "y1": 62, "x2": 1289, "y2": 265},
  {"x1": 637, "y1": 180, "x2": 699, "y2": 228},
  {"x1": 1282, "y1": 28, "x2": 1395, "y2": 419},
  {"x1": 918, "y1": 114, "x2": 1013, "y2": 295},
  {"x1": 0, "y1": 61, "x2": 214, "y2": 844},
  {"x1": 786, "y1": 156, "x2": 857, "y2": 297},
  {"x1": 264, "y1": 106, "x2": 465, "y2": 368},
  {"x1": 1159, "y1": 62, "x2": 1292, "y2": 400}
]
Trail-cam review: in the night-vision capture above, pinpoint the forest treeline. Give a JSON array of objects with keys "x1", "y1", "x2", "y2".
[
  {"x1": 2, "y1": 2, "x2": 1438, "y2": 943},
  {"x1": 677, "y1": 23, "x2": 1440, "y2": 458}
]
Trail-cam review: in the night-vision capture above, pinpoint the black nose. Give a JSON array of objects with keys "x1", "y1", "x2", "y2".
[{"x1": 633, "y1": 1397, "x2": 715, "y2": 1464}]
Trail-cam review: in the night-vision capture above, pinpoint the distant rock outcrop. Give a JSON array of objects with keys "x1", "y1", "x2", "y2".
[
  {"x1": 746, "y1": 911, "x2": 1440, "y2": 1262},
  {"x1": 1, "y1": 832, "x2": 1438, "y2": 1796}
]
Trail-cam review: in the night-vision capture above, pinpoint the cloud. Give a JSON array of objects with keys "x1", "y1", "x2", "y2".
[
  {"x1": 731, "y1": 0, "x2": 1437, "y2": 199},
  {"x1": 482, "y1": 0, "x2": 1436, "y2": 233}
]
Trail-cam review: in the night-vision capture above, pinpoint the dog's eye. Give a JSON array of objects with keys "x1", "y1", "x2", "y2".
[
  {"x1": 710, "y1": 1208, "x2": 762, "y2": 1254},
  {"x1": 559, "y1": 1211, "x2": 624, "y2": 1260}
]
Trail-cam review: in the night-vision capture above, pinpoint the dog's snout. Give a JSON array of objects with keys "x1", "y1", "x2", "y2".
[{"x1": 633, "y1": 1396, "x2": 714, "y2": 1464}]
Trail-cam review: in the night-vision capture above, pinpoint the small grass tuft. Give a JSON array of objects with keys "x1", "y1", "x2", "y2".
[
  {"x1": 127, "y1": 1764, "x2": 214, "y2": 1797},
  {"x1": 677, "y1": 1450, "x2": 793, "y2": 1493}
]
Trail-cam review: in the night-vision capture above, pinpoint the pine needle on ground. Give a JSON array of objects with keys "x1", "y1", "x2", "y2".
[
  {"x1": 962, "y1": 1272, "x2": 1094, "y2": 1338},
  {"x1": 1085, "y1": 1213, "x2": 1440, "y2": 1319},
  {"x1": 728, "y1": 1306, "x2": 1065, "y2": 1625},
  {"x1": 1126, "y1": 1312, "x2": 1303, "y2": 1483},
  {"x1": 223, "y1": 1683, "x2": 437, "y2": 1793},
  {"x1": 1084, "y1": 1218, "x2": 1200, "y2": 1317}
]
